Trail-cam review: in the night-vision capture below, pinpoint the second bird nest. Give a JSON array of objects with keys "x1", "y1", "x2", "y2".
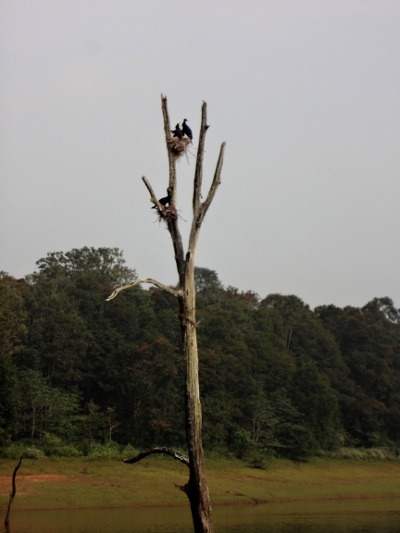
[{"x1": 157, "y1": 205, "x2": 177, "y2": 223}]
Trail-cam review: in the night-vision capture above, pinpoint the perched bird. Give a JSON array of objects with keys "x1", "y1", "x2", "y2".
[
  {"x1": 182, "y1": 118, "x2": 193, "y2": 143},
  {"x1": 171, "y1": 123, "x2": 183, "y2": 139},
  {"x1": 152, "y1": 188, "x2": 172, "y2": 209}
]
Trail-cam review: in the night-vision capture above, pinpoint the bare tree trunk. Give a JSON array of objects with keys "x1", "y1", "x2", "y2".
[
  {"x1": 107, "y1": 95, "x2": 225, "y2": 533},
  {"x1": 4, "y1": 456, "x2": 23, "y2": 528},
  {"x1": 181, "y1": 265, "x2": 213, "y2": 531}
]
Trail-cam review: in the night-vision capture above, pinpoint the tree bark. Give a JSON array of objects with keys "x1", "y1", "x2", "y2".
[
  {"x1": 180, "y1": 261, "x2": 213, "y2": 531},
  {"x1": 107, "y1": 95, "x2": 225, "y2": 533}
]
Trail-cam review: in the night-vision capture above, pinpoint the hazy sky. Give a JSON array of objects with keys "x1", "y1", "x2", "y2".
[{"x1": 1, "y1": 1, "x2": 400, "y2": 309}]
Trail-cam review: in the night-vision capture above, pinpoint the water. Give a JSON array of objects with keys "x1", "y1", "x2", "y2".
[
  {"x1": 214, "y1": 500, "x2": 400, "y2": 532},
  {"x1": 5, "y1": 500, "x2": 400, "y2": 532}
]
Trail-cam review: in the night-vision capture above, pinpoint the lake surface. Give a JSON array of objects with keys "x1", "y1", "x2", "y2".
[{"x1": 6, "y1": 499, "x2": 400, "y2": 532}]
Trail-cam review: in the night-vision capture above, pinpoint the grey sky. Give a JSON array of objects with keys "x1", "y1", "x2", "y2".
[{"x1": 1, "y1": 0, "x2": 399, "y2": 309}]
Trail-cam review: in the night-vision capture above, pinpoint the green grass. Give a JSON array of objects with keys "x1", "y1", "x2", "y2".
[{"x1": 1, "y1": 456, "x2": 399, "y2": 511}]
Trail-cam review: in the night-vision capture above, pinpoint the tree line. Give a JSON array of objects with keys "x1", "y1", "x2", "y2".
[{"x1": 1, "y1": 246, "x2": 400, "y2": 460}]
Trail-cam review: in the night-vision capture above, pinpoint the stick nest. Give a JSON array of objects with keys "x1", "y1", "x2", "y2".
[
  {"x1": 167, "y1": 136, "x2": 190, "y2": 159},
  {"x1": 157, "y1": 205, "x2": 178, "y2": 223}
]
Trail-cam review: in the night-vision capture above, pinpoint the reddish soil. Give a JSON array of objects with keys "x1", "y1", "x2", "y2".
[{"x1": 0, "y1": 473, "x2": 68, "y2": 495}]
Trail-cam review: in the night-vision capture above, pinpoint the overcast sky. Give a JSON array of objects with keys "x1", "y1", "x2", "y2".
[{"x1": 1, "y1": 1, "x2": 400, "y2": 309}]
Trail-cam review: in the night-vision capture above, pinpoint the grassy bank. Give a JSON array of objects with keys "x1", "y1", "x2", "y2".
[{"x1": 1, "y1": 456, "x2": 400, "y2": 511}]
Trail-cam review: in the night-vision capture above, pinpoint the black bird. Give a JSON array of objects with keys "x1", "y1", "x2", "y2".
[
  {"x1": 171, "y1": 123, "x2": 183, "y2": 139},
  {"x1": 152, "y1": 188, "x2": 172, "y2": 209},
  {"x1": 182, "y1": 118, "x2": 193, "y2": 143}
]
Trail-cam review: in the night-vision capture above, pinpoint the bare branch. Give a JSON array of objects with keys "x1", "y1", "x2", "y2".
[
  {"x1": 106, "y1": 278, "x2": 180, "y2": 301},
  {"x1": 141, "y1": 176, "x2": 164, "y2": 210},
  {"x1": 200, "y1": 141, "x2": 226, "y2": 222},
  {"x1": 124, "y1": 447, "x2": 189, "y2": 468},
  {"x1": 141, "y1": 171, "x2": 185, "y2": 284},
  {"x1": 161, "y1": 94, "x2": 177, "y2": 199},
  {"x1": 173, "y1": 481, "x2": 189, "y2": 493},
  {"x1": 186, "y1": 141, "x2": 226, "y2": 262},
  {"x1": 159, "y1": 96, "x2": 186, "y2": 285},
  {"x1": 192, "y1": 101, "x2": 209, "y2": 215},
  {"x1": 161, "y1": 94, "x2": 172, "y2": 144}
]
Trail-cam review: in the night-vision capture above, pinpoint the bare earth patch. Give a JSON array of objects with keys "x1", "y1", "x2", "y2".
[{"x1": 0, "y1": 474, "x2": 68, "y2": 495}]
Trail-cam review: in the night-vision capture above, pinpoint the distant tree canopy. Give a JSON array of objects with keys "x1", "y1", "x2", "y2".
[{"x1": 1, "y1": 247, "x2": 400, "y2": 459}]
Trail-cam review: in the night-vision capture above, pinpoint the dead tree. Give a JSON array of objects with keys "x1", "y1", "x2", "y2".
[
  {"x1": 106, "y1": 95, "x2": 225, "y2": 533},
  {"x1": 4, "y1": 456, "x2": 23, "y2": 528}
]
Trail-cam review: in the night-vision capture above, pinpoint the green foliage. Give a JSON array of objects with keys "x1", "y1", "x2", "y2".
[
  {"x1": 121, "y1": 443, "x2": 141, "y2": 459},
  {"x1": 0, "y1": 442, "x2": 26, "y2": 459},
  {"x1": 0, "y1": 443, "x2": 45, "y2": 460},
  {"x1": 326, "y1": 447, "x2": 398, "y2": 461},
  {"x1": 41, "y1": 433, "x2": 80, "y2": 457},
  {"x1": 86, "y1": 442, "x2": 122, "y2": 460},
  {"x1": 1, "y1": 248, "x2": 400, "y2": 459},
  {"x1": 289, "y1": 359, "x2": 341, "y2": 452},
  {"x1": 18, "y1": 369, "x2": 80, "y2": 442},
  {"x1": 195, "y1": 267, "x2": 223, "y2": 293},
  {"x1": 247, "y1": 450, "x2": 268, "y2": 469},
  {"x1": 23, "y1": 446, "x2": 46, "y2": 459},
  {"x1": 317, "y1": 298, "x2": 400, "y2": 446}
]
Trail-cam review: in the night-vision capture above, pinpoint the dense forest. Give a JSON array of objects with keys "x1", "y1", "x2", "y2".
[{"x1": 1, "y1": 247, "x2": 400, "y2": 461}]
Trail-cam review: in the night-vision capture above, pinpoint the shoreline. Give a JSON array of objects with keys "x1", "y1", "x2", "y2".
[
  {"x1": 1, "y1": 457, "x2": 400, "y2": 512},
  {"x1": 4, "y1": 493, "x2": 400, "y2": 513}
]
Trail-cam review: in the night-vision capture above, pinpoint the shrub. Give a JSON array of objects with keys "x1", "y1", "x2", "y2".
[
  {"x1": 0, "y1": 442, "x2": 25, "y2": 459},
  {"x1": 23, "y1": 446, "x2": 45, "y2": 459},
  {"x1": 86, "y1": 442, "x2": 121, "y2": 460},
  {"x1": 328, "y1": 447, "x2": 398, "y2": 461},
  {"x1": 248, "y1": 451, "x2": 267, "y2": 470},
  {"x1": 121, "y1": 443, "x2": 140, "y2": 460},
  {"x1": 40, "y1": 433, "x2": 80, "y2": 457},
  {"x1": 0, "y1": 443, "x2": 44, "y2": 459}
]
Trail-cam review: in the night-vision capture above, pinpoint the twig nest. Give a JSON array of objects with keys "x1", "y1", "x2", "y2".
[
  {"x1": 167, "y1": 136, "x2": 190, "y2": 159},
  {"x1": 157, "y1": 205, "x2": 177, "y2": 223}
]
